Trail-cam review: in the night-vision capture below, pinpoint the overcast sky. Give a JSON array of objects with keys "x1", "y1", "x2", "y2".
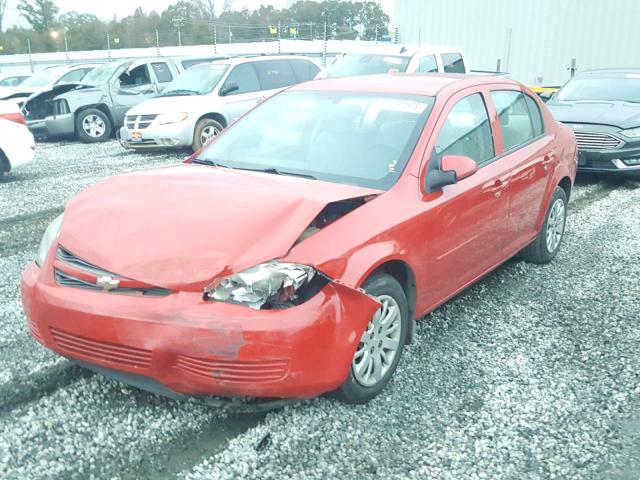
[{"x1": 3, "y1": 0, "x2": 393, "y2": 28}]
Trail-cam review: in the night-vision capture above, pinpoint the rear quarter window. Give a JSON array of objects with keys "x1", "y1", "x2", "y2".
[
  {"x1": 253, "y1": 60, "x2": 297, "y2": 90},
  {"x1": 289, "y1": 59, "x2": 321, "y2": 82},
  {"x1": 441, "y1": 53, "x2": 466, "y2": 73},
  {"x1": 152, "y1": 63, "x2": 173, "y2": 83}
]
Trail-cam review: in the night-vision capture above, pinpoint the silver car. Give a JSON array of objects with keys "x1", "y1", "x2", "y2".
[{"x1": 119, "y1": 55, "x2": 320, "y2": 151}]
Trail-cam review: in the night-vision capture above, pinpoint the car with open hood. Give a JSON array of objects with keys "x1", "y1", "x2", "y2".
[
  {"x1": 546, "y1": 69, "x2": 640, "y2": 175},
  {"x1": 118, "y1": 55, "x2": 320, "y2": 151},
  {"x1": 0, "y1": 64, "x2": 98, "y2": 108},
  {"x1": 22, "y1": 73, "x2": 577, "y2": 404},
  {"x1": 23, "y1": 58, "x2": 182, "y2": 142}
]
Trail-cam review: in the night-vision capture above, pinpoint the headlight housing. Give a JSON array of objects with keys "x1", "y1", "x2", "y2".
[
  {"x1": 205, "y1": 261, "x2": 318, "y2": 309},
  {"x1": 36, "y1": 214, "x2": 63, "y2": 267},
  {"x1": 620, "y1": 127, "x2": 640, "y2": 138},
  {"x1": 157, "y1": 112, "x2": 188, "y2": 125}
]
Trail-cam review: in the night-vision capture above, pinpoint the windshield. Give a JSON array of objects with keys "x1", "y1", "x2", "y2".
[
  {"x1": 198, "y1": 91, "x2": 434, "y2": 190},
  {"x1": 20, "y1": 69, "x2": 59, "y2": 87},
  {"x1": 80, "y1": 62, "x2": 125, "y2": 86},
  {"x1": 325, "y1": 54, "x2": 411, "y2": 78},
  {"x1": 556, "y1": 73, "x2": 640, "y2": 103},
  {"x1": 159, "y1": 64, "x2": 229, "y2": 96}
]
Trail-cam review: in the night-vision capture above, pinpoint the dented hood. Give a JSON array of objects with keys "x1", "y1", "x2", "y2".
[{"x1": 59, "y1": 165, "x2": 380, "y2": 291}]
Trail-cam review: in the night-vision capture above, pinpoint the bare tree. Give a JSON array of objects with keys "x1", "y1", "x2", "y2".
[{"x1": 0, "y1": 0, "x2": 7, "y2": 32}]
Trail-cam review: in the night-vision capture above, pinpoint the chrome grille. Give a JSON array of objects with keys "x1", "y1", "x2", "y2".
[
  {"x1": 572, "y1": 131, "x2": 623, "y2": 151},
  {"x1": 125, "y1": 114, "x2": 157, "y2": 130},
  {"x1": 56, "y1": 246, "x2": 116, "y2": 277},
  {"x1": 54, "y1": 269, "x2": 171, "y2": 297}
]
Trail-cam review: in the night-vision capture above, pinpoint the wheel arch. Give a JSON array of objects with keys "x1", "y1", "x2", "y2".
[
  {"x1": 558, "y1": 176, "x2": 572, "y2": 201},
  {"x1": 196, "y1": 112, "x2": 228, "y2": 128},
  {"x1": 0, "y1": 148, "x2": 10, "y2": 174},
  {"x1": 360, "y1": 258, "x2": 418, "y2": 344}
]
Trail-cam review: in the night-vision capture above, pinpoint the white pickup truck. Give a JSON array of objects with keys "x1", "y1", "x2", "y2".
[{"x1": 320, "y1": 45, "x2": 504, "y2": 78}]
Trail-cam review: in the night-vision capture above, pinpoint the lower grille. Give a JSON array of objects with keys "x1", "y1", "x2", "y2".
[
  {"x1": 175, "y1": 355, "x2": 288, "y2": 383},
  {"x1": 573, "y1": 131, "x2": 623, "y2": 150},
  {"x1": 27, "y1": 318, "x2": 43, "y2": 343},
  {"x1": 50, "y1": 327, "x2": 152, "y2": 368}
]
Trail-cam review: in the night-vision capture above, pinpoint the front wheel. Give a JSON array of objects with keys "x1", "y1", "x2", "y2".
[
  {"x1": 75, "y1": 108, "x2": 112, "y2": 143},
  {"x1": 521, "y1": 186, "x2": 568, "y2": 264},
  {"x1": 332, "y1": 273, "x2": 409, "y2": 404},
  {"x1": 192, "y1": 118, "x2": 224, "y2": 151}
]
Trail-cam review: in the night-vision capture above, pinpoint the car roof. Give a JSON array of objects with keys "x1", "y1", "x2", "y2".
[
  {"x1": 576, "y1": 68, "x2": 640, "y2": 77},
  {"x1": 291, "y1": 72, "x2": 518, "y2": 97},
  {"x1": 335, "y1": 44, "x2": 463, "y2": 58},
  {"x1": 209, "y1": 55, "x2": 317, "y2": 66}
]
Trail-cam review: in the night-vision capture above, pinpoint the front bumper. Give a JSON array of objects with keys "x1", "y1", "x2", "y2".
[
  {"x1": 119, "y1": 122, "x2": 194, "y2": 150},
  {"x1": 21, "y1": 262, "x2": 378, "y2": 399},
  {"x1": 578, "y1": 144, "x2": 640, "y2": 175},
  {"x1": 27, "y1": 113, "x2": 75, "y2": 139}
]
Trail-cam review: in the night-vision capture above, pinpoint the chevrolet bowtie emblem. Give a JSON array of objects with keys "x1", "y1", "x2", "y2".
[{"x1": 96, "y1": 275, "x2": 120, "y2": 291}]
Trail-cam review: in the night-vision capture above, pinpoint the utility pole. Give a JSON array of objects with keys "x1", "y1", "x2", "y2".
[
  {"x1": 27, "y1": 38, "x2": 33, "y2": 72},
  {"x1": 155, "y1": 29, "x2": 160, "y2": 56},
  {"x1": 106, "y1": 32, "x2": 111, "y2": 60},
  {"x1": 277, "y1": 21, "x2": 281, "y2": 54},
  {"x1": 64, "y1": 33, "x2": 69, "y2": 63},
  {"x1": 172, "y1": 17, "x2": 184, "y2": 47},
  {"x1": 213, "y1": 24, "x2": 217, "y2": 54},
  {"x1": 322, "y1": 21, "x2": 327, "y2": 68}
]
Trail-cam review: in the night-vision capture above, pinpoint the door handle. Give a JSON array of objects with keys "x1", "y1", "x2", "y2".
[
  {"x1": 483, "y1": 179, "x2": 509, "y2": 198},
  {"x1": 542, "y1": 153, "x2": 556, "y2": 170}
]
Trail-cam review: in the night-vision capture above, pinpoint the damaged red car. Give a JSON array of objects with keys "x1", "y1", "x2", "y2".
[{"x1": 21, "y1": 74, "x2": 577, "y2": 404}]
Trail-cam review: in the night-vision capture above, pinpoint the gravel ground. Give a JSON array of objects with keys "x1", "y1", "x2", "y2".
[{"x1": 1, "y1": 141, "x2": 639, "y2": 479}]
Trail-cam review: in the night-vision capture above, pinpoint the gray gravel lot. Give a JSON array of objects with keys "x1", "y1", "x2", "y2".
[{"x1": 1, "y1": 141, "x2": 639, "y2": 479}]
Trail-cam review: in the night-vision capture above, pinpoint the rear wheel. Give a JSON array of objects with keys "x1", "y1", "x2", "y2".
[
  {"x1": 192, "y1": 118, "x2": 224, "y2": 151},
  {"x1": 521, "y1": 186, "x2": 568, "y2": 264},
  {"x1": 75, "y1": 108, "x2": 112, "y2": 143},
  {"x1": 333, "y1": 273, "x2": 409, "y2": 404}
]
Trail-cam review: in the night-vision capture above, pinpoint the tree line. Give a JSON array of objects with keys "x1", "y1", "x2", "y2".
[{"x1": 0, "y1": 0, "x2": 390, "y2": 55}]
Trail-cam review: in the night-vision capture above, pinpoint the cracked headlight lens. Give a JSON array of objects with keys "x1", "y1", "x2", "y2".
[
  {"x1": 205, "y1": 261, "x2": 316, "y2": 309},
  {"x1": 36, "y1": 214, "x2": 63, "y2": 267}
]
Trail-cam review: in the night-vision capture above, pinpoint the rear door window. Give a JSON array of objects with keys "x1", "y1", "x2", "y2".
[
  {"x1": 152, "y1": 62, "x2": 173, "y2": 83},
  {"x1": 441, "y1": 53, "x2": 466, "y2": 73},
  {"x1": 433, "y1": 93, "x2": 494, "y2": 166},
  {"x1": 418, "y1": 55, "x2": 438, "y2": 73},
  {"x1": 491, "y1": 90, "x2": 543, "y2": 151},
  {"x1": 289, "y1": 59, "x2": 321, "y2": 82},
  {"x1": 253, "y1": 60, "x2": 297, "y2": 90},
  {"x1": 221, "y1": 63, "x2": 260, "y2": 95}
]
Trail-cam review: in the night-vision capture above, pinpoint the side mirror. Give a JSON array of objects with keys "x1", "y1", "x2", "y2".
[
  {"x1": 426, "y1": 155, "x2": 478, "y2": 192},
  {"x1": 219, "y1": 82, "x2": 239, "y2": 96}
]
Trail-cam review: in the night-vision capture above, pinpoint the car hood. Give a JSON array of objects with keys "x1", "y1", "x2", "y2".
[
  {"x1": 547, "y1": 100, "x2": 640, "y2": 129},
  {"x1": 126, "y1": 95, "x2": 210, "y2": 116},
  {"x1": 0, "y1": 86, "x2": 44, "y2": 100},
  {"x1": 58, "y1": 165, "x2": 381, "y2": 291}
]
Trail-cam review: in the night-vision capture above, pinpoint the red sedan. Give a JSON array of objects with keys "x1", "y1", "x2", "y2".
[{"x1": 22, "y1": 74, "x2": 577, "y2": 404}]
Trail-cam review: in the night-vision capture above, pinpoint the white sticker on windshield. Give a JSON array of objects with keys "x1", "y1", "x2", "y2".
[
  {"x1": 378, "y1": 98, "x2": 428, "y2": 115},
  {"x1": 383, "y1": 57, "x2": 404, "y2": 65}
]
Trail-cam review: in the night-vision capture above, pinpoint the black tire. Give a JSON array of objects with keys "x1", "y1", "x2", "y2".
[
  {"x1": 192, "y1": 118, "x2": 224, "y2": 151},
  {"x1": 0, "y1": 149, "x2": 9, "y2": 178},
  {"x1": 521, "y1": 186, "x2": 568, "y2": 264},
  {"x1": 75, "y1": 108, "x2": 112, "y2": 143},
  {"x1": 332, "y1": 273, "x2": 409, "y2": 404}
]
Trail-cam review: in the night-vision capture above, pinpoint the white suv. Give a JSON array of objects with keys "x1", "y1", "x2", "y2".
[
  {"x1": 119, "y1": 55, "x2": 320, "y2": 151},
  {"x1": 0, "y1": 100, "x2": 35, "y2": 176}
]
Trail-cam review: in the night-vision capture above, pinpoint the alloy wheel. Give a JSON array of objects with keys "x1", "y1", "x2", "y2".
[
  {"x1": 200, "y1": 125, "x2": 220, "y2": 146},
  {"x1": 82, "y1": 114, "x2": 106, "y2": 138},
  {"x1": 352, "y1": 294, "x2": 402, "y2": 387},
  {"x1": 546, "y1": 198, "x2": 565, "y2": 253}
]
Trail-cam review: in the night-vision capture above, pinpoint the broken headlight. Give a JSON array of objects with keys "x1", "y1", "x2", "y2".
[{"x1": 205, "y1": 262, "x2": 317, "y2": 309}]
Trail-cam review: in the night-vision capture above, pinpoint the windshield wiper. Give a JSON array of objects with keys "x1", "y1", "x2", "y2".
[
  {"x1": 234, "y1": 166, "x2": 316, "y2": 180},
  {"x1": 191, "y1": 158, "x2": 230, "y2": 168},
  {"x1": 160, "y1": 89, "x2": 199, "y2": 97}
]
